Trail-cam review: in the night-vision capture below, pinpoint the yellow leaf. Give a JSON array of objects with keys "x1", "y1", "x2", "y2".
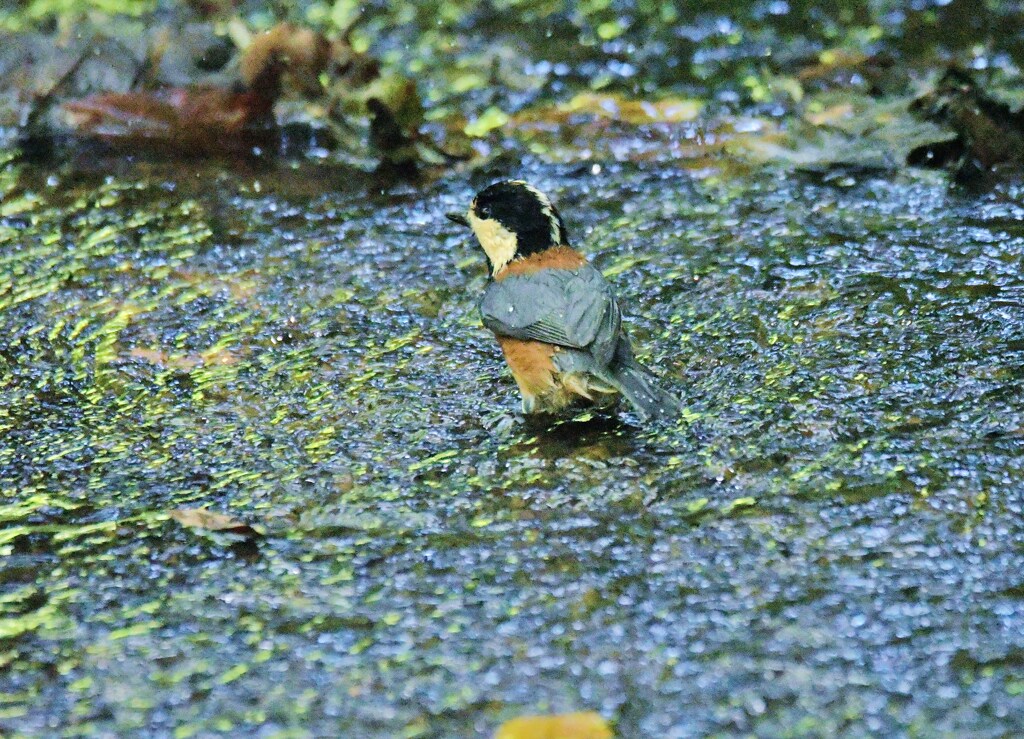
[
  {"x1": 465, "y1": 106, "x2": 510, "y2": 137},
  {"x1": 596, "y1": 21, "x2": 623, "y2": 40},
  {"x1": 495, "y1": 712, "x2": 613, "y2": 739}
]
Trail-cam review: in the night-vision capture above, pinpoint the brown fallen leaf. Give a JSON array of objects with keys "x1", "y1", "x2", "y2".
[
  {"x1": 495, "y1": 712, "x2": 613, "y2": 739},
  {"x1": 168, "y1": 508, "x2": 262, "y2": 537}
]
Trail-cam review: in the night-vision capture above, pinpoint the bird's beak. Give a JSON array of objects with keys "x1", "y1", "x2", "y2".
[{"x1": 446, "y1": 212, "x2": 470, "y2": 227}]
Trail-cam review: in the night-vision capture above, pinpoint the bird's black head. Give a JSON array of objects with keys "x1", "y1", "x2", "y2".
[
  {"x1": 446, "y1": 180, "x2": 569, "y2": 275},
  {"x1": 470, "y1": 180, "x2": 569, "y2": 253}
]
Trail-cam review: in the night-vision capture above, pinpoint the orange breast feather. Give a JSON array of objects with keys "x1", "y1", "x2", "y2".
[
  {"x1": 495, "y1": 245, "x2": 587, "y2": 280},
  {"x1": 490, "y1": 246, "x2": 592, "y2": 409}
]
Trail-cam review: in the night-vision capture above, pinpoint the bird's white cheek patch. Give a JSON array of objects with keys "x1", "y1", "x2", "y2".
[{"x1": 467, "y1": 213, "x2": 518, "y2": 275}]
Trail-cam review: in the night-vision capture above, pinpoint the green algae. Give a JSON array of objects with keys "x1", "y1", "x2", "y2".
[{"x1": 2, "y1": 145, "x2": 1023, "y2": 737}]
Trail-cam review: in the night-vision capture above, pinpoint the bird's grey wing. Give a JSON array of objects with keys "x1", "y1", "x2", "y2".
[{"x1": 479, "y1": 265, "x2": 622, "y2": 367}]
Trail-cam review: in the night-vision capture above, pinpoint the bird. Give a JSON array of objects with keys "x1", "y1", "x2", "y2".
[{"x1": 447, "y1": 180, "x2": 682, "y2": 420}]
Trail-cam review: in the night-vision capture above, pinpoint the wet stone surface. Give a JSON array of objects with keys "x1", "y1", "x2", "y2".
[{"x1": 1, "y1": 146, "x2": 1023, "y2": 736}]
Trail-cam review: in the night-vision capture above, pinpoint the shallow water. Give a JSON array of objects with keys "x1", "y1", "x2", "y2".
[
  {"x1": 2, "y1": 143, "x2": 1024, "y2": 736},
  {"x1": 3, "y1": 0, "x2": 1024, "y2": 735}
]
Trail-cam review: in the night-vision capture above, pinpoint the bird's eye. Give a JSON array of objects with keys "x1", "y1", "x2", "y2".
[{"x1": 477, "y1": 205, "x2": 492, "y2": 219}]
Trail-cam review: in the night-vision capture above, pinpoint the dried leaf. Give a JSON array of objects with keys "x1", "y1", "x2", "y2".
[{"x1": 168, "y1": 508, "x2": 261, "y2": 537}]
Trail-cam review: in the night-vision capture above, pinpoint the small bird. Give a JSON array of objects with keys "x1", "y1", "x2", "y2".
[{"x1": 447, "y1": 180, "x2": 682, "y2": 420}]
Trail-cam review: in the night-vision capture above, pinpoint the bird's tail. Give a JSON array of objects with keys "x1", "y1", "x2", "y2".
[{"x1": 606, "y1": 359, "x2": 683, "y2": 421}]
